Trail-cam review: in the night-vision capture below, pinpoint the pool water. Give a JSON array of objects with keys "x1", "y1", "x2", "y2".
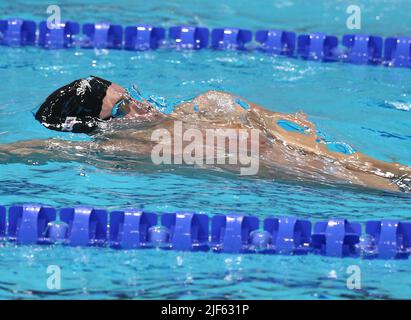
[{"x1": 0, "y1": 0, "x2": 411, "y2": 299}]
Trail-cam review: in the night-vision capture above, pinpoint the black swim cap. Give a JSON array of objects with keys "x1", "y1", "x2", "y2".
[{"x1": 35, "y1": 76, "x2": 112, "y2": 133}]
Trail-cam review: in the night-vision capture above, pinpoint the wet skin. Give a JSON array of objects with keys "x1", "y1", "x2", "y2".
[{"x1": 1, "y1": 89, "x2": 410, "y2": 193}]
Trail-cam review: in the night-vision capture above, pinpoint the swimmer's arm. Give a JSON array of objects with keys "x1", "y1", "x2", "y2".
[
  {"x1": 0, "y1": 139, "x2": 86, "y2": 164},
  {"x1": 0, "y1": 137, "x2": 154, "y2": 166}
]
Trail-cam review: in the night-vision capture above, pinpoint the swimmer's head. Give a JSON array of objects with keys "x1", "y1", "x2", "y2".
[{"x1": 35, "y1": 76, "x2": 157, "y2": 134}]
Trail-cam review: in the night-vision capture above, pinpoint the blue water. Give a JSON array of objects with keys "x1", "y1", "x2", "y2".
[{"x1": 0, "y1": 0, "x2": 411, "y2": 299}]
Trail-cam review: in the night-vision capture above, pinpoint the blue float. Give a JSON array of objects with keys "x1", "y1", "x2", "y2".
[
  {"x1": 162, "y1": 212, "x2": 209, "y2": 251},
  {"x1": 342, "y1": 34, "x2": 383, "y2": 64},
  {"x1": 3, "y1": 16, "x2": 411, "y2": 69},
  {"x1": 38, "y1": 21, "x2": 80, "y2": 49},
  {"x1": 211, "y1": 214, "x2": 259, "y2": 252},
  {"x1": 0, "y1": 204, "x2": 410, "y2": 259},
  {"x1": 264, "y1": 216, "x2": 311, "y2": 254},
  {"x1": 124, "y1": 24, "x2": 165, "y2": 50},
  {"x1": 255, "y1": 29, "x2": 296, "y2": 55},
  {"x1": 297, "y1": 32, "x2": 339, "y2": 61},
  {"x1": 0, "y1": 18, "x2": 36, "y2": 46},
  {"x1": 249, "y1": 230, "x2": 272, "y2": 249},
  {"x1": 82, "y1": 23, "x2": 123, "y2": 49},
  {"x1": 110, "y1": 209, "x2": 157, "y2": 249},
  {"x1": 8, "y1": 204, "x2": 56, "y2": 244},
  {"x1": 384, "y1": 37, "x2": 411, "y2": 68},
  {"x1": 365, "y1": 220, "x2": 411, "y2": 259},
  {"x1": 211, "y1": 28, "x2": 252, "y2": 50},
  {"x1": 311, "y1": 219, "x2": 361, "y2": 257},
  {"x1": 45, "y1": 222, "x2": 69, "y2": 242},
  {"x1": 169, "y1": 26, "x2": 209, "y2": 49},
  {"x1": 0, "y1": 206, "x2": 7, "y2": 238},
  {"x1": 60, "y1": 207, "x2": 107, "y2": 246},
  {"x1": 147, "y1": 225, "x2": 171, "y2": 246},
  {"x1": 0, "y1": 206, "x2": 5, "y2": 237}
]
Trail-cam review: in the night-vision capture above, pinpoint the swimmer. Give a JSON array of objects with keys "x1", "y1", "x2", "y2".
[
  {"x1": 1, "y1": 75, "x2": 410, "y2": 193},
  {"x1": 33, "y1": 76, "x2": 163, "y2": 132}
]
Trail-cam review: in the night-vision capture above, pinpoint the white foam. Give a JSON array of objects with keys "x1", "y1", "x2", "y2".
[{"x1": 389, "y1": 101, "x2": 411, "y2": 111}]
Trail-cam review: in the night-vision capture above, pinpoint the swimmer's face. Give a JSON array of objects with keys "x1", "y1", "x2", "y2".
[{"x1": 101, "y1": 83, "x2": 158, "y2": 120}]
